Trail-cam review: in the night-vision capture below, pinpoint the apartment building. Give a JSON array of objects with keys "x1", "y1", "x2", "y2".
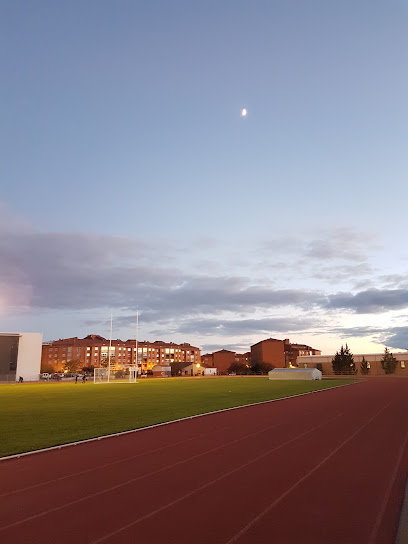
[
  {"x1": 251, "y1": 338, "x2": 321, "y2": 369},
  {"x1": 201, "y1": 350, "x2": 251, "y2": 373},
  {"x1": 201, "y1": 349, "x2": 236, "y2": 373},
  {"x1": 41, "y1": 335, "x2": 201, "y2": 373}
]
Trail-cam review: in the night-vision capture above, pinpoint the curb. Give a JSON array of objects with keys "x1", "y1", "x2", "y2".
[{"x1": 396, "y1": 478, "x2": 408, "y2": 544}]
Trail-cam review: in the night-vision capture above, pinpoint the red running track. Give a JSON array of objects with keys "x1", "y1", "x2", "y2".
[{"x1": 0, "y1": 378, "x2": 407, "y2": 544}]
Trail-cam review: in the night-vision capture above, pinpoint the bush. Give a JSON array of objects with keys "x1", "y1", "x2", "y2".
[
  {"x1": 251, "y1": 362, "x2": 274, "y2": 374},
  {"x1": 227, "y1": 362, "x2": 248, "y2": 375},
  {"x1": 115, "y1": 369, "x2": 126, "y2": 379}
]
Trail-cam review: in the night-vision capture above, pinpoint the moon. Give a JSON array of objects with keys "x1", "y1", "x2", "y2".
[{"x1": 241, "y1": 108, "x2": 247, "y2": 117}]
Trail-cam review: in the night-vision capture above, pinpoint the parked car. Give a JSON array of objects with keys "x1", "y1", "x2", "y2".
[{"x1": 41, "y1": 373, "x2": 51, "y2": 380}]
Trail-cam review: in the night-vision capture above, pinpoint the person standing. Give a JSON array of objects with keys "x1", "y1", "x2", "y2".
[
  {"x1": 82, "y1": 374, "x2": 86, "y2": 383},
  {"x1": 75, "y1": 374, "x2": 78, "y2": 384}
]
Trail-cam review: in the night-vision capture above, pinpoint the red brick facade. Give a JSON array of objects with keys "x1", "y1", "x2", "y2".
[
  {"x1": 251, "y1": 338, "x2": 286, "y2": 368},
  {"x1": 251, "y1": 338, "x2": 321, "y2": 369},
  {"x1": 41, "y1": 335, "x2": 200, "y2": 373}
]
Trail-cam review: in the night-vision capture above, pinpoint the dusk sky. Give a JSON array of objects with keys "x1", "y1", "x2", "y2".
[{"x1": 1, "y1": 1, "x2": 407, "y2": 355}]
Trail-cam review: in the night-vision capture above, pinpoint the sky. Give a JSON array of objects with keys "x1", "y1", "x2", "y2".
[{"x1": 1, "y1": 0, "x2": 407, "y2": 355}]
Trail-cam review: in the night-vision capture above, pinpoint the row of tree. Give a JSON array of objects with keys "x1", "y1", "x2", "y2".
[
  {"x1": 332, "y1": 345, "x2": 398, "y2": 375},
  {"x1": 227, "y1": 361, "x2": 274, "y2": 375}
]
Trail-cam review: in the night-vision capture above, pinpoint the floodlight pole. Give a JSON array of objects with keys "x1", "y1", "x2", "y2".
[
  {"x1": 108, "y1": 314, "x2": 112, "y2": 383},
  {"x1": 135, "y1": 311, "x2": 139, "y2": 383}
]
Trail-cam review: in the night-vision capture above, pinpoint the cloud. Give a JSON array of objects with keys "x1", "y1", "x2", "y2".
[
  {"x1": 201, "y1": 343, "x2": 250, "y2": 353},
  {"x1": 169, "y1": 316, "x2": 319, "y2": 336},
  {"x1": 327, "y1": 288, "x2": 408, "y2": 313},
  {"x1": 1, "y1": 219, "x2": 400, "y2": 349},
  {"x1": 0, "y1": 224, "x2": 328, "y2": 317},
  {"x1": 382, "y1": 327, "x2": 408, "y2": 350}
]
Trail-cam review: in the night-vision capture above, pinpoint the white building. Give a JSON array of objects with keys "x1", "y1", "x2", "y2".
[{"x1": 0, "y1": 333, "x2": 43, "y2": 382}]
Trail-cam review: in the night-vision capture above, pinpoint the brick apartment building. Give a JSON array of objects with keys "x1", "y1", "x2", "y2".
[
  {"x1": 41, "y1": 335, "x2": 201, "y2": 373},
  {"x1": 201, "y1": 350, "x2": 251, "y2": 373},
  {"x1": 201, "y1": 350, "x2": 236, "y2": 373},
  {"x1": 250, "y1": 338, "x2": 321, "y2": 369}
]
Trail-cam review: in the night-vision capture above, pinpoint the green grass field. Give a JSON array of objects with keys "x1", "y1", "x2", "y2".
[{"x1": 0, "y1": 377, "x2": 356, "y2": 457}]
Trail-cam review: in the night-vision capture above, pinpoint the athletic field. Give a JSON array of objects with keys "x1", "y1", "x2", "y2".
[
  {"x1": 0, "y1": 377, "x2": 355, "y2": 457},
  {"x1": 0, "y1": 378, "x2": 406, "y2": 544}
]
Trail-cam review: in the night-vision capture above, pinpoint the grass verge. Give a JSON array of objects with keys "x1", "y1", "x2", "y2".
[{"x1": 0, "y1": 377, "x2": 357, "y2": 457}]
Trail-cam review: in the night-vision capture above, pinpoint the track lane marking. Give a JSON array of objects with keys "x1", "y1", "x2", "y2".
[
  {"x1": 369, "y1": 430, "x2": 408, "y2": 544},
  {"x1": 87, "y1": 412, "x2": 344, "y2": 544},
  {"x1": 0, "y1": 417, "x2": 290, "y2": 532},
  {"x1": 0, "y1": 424, "x2": 236, "y2": 498},
  {"x1": 0, "y1": 380, "x2": 360, "y2": 462},
  {"x1": 224, "y1": 402, "x2": 392, "y2": 544}
]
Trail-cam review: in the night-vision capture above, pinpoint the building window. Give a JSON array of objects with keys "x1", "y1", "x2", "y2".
[{"x1": 401, "y1": 361, "x2": 406, "y2": 369}]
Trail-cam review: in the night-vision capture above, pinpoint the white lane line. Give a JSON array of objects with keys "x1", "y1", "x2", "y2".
[
  {"x1": 88, "y1": 412, "x2": 344, "y2": 544},
  {"x1": 224, "y1": 402, "x2": 392, "y2": 544},
  {"x1": 0, "y1": 417, "x2": 287, "y2": 532},
  {"x1": 369, "y1": 430, "x2": 408, "y2": 544},
  {"x1": 0, "y1": 424, "x2": 236, "y2": 499},
  {"x1": 0, "y1": 380, "x2": 360, "y2": 462}
]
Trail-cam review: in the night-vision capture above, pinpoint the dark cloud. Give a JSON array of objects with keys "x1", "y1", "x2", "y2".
[
  {"x1": 201, "y1": 343, "x2": 250, "y2": 353},
  {"x1": 327, "y1": 326, "x2": 382, "y2": 339},
  {"x1": 382, "y1": 327, "x2": 408, "y2": 350},
  {"x1": 316, "y1": 324, "x2": 408, "y2": 352},
  {"x1": 0, "y1": 227, "x2": 326, "y2": 317},
  {"x1": 170, "y1": 316, "x2": 319, "y2": 336},
  {"x1": 2, "y1": 223, "x2": 403, "y2": 348},
  {"x1": 327, "y1": 288, "x2": 408, "y2": 313}
]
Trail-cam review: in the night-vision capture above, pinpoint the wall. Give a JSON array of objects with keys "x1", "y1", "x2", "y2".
[
  {"x1": 297, "y1": 353, "x2": 408, "y2": 376},
  {"x1": 16, "y1": 333, "x2": 43, "y2": 381},
  {"x1": 213, "y1": 351, "x2": 236, "y2": 373},
  {"x1": 251, "y1": 339, "x2": 285, "y2": 368}
]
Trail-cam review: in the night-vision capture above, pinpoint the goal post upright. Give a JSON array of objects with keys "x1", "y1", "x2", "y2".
[
  {"x1": 135, "y1": 311, "x2": 139, "y2": 383},
  {"x1": 107, "y1": 313, "x2": 112, "y2": 384}
]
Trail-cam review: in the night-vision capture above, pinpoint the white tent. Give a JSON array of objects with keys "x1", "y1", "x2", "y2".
[{"x1": 268, "y1": 368, "x2": 322, "y2": 380}]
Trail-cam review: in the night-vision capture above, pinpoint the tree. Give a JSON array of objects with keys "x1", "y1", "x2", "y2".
[
  {"x1": 381, "y1": 347, "x2": 397, "y2": 375},
  {"x1": 41, "y1": 363, "x2": 55, "y2": 374},
  {"x1": 251, "y1": 362, "x2": 274, "y2": 374},
  {"x1": 332, "y1": 344, "x2": 355, "y2": 375},
  {"x1": 227, "y1": 362, "x2": 249, "y2": 375},
  {"x1": 360, "y1": 357, "x2": 370, "y2": 375},
  {"x1": 63, "y1": 359, "x2": 82, "y2": 373}
]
